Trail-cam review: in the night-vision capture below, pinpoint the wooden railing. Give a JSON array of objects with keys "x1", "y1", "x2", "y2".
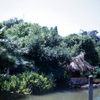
[{"x1": 70, "y1": 77, "x2": 88, "y2": 87}]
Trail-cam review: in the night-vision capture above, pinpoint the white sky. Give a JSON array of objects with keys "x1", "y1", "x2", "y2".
[{"x1": 0, "y1": 0, "x2": 100, "y2": 36}]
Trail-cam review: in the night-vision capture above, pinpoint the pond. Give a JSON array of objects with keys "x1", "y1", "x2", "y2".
[{"x1": 15, "y1": 87, "x2": 100, "y2": 100}]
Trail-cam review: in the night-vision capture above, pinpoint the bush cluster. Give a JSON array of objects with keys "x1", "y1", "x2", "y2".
[{"x1": 0, "y1": 71, "x2": 55, "y2": 96}]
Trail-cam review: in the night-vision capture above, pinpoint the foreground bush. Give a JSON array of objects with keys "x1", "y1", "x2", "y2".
[
  {"x1": 18, "y1": 71, "x2": 56, "y2": 94},
  {"x1": 0, "y1": 71, "x2": 56, "y2": 97}
]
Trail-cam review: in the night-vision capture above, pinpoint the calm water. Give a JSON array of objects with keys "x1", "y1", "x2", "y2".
[{"x1": 15, "y1": 87, "x2": 100, "y2": 100}]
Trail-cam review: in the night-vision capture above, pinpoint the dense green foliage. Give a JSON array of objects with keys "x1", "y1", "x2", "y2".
[
  {"x1": 0, "y1": 71, "x2": 55, "y2": 98},
  {"x1": 64, "y1": 34, "x2": 99, "y2": 65},
  {"x1": 1, "y1": 22, "x2": 71, "y2": 80},
  {"x1": 3, "y1": 18, "x2": 23, "y2": 29},
  {"x1": 0, "y1": 18, "x2": 100, "y2": 97}
]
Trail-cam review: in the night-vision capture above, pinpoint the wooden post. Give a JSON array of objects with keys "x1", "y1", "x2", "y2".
[{"x1": 88, "y1": 75, "x2": 93, "y2": 100}]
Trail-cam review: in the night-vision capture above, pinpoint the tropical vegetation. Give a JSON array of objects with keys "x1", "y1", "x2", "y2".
[{"x1": 0, "y1": 18, "x2": 100, "y2": 98}]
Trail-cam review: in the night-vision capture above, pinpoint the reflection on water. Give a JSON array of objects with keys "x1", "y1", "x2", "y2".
[
  {"x1": 93, "y1": 87, "x2": 100, "y2": 100},
  {"x1": 2, "y1": 87, "x2": 100, "y2": 100},
  {"x1": 16, "y1": 87, "x2": 100, "y2": 100}
]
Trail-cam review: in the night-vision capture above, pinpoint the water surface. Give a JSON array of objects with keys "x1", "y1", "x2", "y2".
[{"x1": 16, "y1": 87, "x2": 100, "y2": 100}]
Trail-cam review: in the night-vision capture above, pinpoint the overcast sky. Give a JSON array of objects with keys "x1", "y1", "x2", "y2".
[{"x1": 0, "y1": 0, "x2": 100, "y2": 36}]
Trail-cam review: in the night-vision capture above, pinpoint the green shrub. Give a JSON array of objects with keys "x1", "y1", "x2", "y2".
[
  {"x1": 0, "y1": 71, "x2": 56, "y2": 96},
  {"x1": 18, "y1": 71, "x2": 56, "y2": 94},
  {"x1": 0, "y1": 74, "x2": 30, "y2": 96}
]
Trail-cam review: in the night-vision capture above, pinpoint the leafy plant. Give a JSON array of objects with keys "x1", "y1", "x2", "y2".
[{"x1": 0, "y1": 71, "x2": 55, "y2": 95}]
